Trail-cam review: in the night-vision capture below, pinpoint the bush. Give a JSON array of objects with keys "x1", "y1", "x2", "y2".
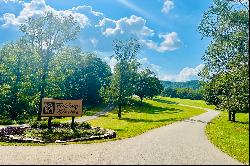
[
  {"x1": 28, "y1": 119, "x2": 91, "y2": 129},
  {"x1": 23, "y1": 127, "x2": 104, "y2": 142},
  {"x1": 0, "y1": 118, "x2": 13, "y2": 125}
]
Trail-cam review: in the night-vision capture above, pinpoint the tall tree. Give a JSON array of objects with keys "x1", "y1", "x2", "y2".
[
  {"x1": 198, "y1": 0, "x2": 249, "y2": 121},
  {"x1": 0, "y1": 39, "x2": 39, "y2": 120},
  {"x1": 19, "y1": 12, "x2": 81, "y2": 120},
  {"x1": 102, "y1": 38, "x2": 140, "y2": 119}
]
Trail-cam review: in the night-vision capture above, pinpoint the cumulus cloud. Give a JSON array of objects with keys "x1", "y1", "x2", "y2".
[
  {"x1": 1, "y1": 0, "x2": 181, "y2": 53},
  {"x1": 161, "y1": 0, "x2": 174, "y2": 14},
  {"x1": 98, "y1": 15, "x2": 154, "y2": 38},
  {"x1": 1, "y1": 0, "x2": 89, "y2": 28},
  {"x1": 159, "y1": 64, "x2": 205, "y2": 82},
  {"x1": 142, "y1": 32, "x2": 181, "y2": 52}
]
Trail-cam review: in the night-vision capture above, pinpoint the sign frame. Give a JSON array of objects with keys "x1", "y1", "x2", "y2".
[{"x1": 41, "y1": 98, "x2": 83, "y2": 117}]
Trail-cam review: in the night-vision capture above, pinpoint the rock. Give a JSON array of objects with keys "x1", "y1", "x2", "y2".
[
  {"x1": 55, "y1": 140, "x2": 66, "y2": 143},
  {"x1": 8, "y1": 135, "x2": 14, "y2": 139},
  {"x1": 22, "y1": 138, "x2": 34, "y2": 143},
  {"x1": 33, "y1": 139, "x2": 41, "y2": 143}
]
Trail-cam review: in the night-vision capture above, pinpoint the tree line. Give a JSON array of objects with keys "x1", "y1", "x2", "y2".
[
  {"x1": 0, "y1": 12, "x2": 163, "y2": 122},
  {"x1": 161, "y1": 80, "x2": 202, "y2": 90},
  {"x1": 161, "y1": 88, "x2": 203, "y2": 100}
]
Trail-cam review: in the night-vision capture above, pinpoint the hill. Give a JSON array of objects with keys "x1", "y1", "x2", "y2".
[{"x1": 160, "y1": 80, "x2": 202, "y2": 90}]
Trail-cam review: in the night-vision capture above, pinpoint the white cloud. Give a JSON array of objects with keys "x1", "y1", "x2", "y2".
[
  {"x1": 162, "y1": 0, "x2": 174, "y2": 14},
  {"x1": 98, "y1": 15, "x2": 154, "y2": 38},
  {"x1": 159, "y1": 64, "x2": 205, "y2": 82},
  {"x1": 104, "y1": 56, "x2": 117, "y2": 73},
  {"x1": 1, "y1": 0, "x2": 181, "y2": 53},
  {"x1": 142, "y1": 32, "x2": 181, "y2": 52},
  {"x1": 2, "y1": 0, "x2": 89, "y2": 28}
]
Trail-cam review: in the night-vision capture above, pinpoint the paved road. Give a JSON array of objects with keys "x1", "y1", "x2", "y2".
[{"x1": 0, "y1": 109, "x2": 242, "y2": 165}]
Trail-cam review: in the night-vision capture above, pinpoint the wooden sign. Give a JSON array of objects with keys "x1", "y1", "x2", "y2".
[{"x1": 41, "y1": 98, "x2": 83, "y2": 117}]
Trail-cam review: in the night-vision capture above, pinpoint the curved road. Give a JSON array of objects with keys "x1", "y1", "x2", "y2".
[{"x1": 0, "y1": 109, "x2": 242, "y2": 165}]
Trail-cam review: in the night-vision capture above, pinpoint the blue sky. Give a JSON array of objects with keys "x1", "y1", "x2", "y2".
[{"x1": 0, "y1": 0, "x2": 213, "y2": 81}]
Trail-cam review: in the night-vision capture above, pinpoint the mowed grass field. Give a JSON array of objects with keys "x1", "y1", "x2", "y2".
[
  {"x1": 206, "y1": 112, "x2": 249, "y2": 164},
  {"x1": 89, "y1": 96, "x2": 207, "y2": 140},
  {"x1": 156, "y1": 96, "x2": 216, "y2": 110}
]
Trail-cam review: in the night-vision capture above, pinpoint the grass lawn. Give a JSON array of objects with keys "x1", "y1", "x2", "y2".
[
  {"x1": 156, "y1": 96, "x2": 216, "y2": 110},
  {"x1": 89, "y1": 97, "x2": 206, "y2": 140},
  {"x1": 206, "y1": 112, "x2": 249, "y2": 164}
]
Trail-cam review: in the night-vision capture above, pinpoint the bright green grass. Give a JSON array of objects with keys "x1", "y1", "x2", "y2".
[
  {"x1": 206, "y1": 112, "x2": 249, "y2": 164},
  {"x1": 155, "y1": 96, "x2": 216, "y2": 110},
  {"x1": 89, "y1": 98, "x2": 206, "y2": 140}
]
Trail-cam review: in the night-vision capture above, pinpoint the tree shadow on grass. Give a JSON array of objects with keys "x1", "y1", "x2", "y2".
[
  {"x1": 110, "y1": 101, "x2": 184, "y2": 115},
  {"x1": 152, "y1": 98, "x2": 178, "y2": 105},
  {"x1": 120, "y1": 117, "x2": 178, "y2": 123}
]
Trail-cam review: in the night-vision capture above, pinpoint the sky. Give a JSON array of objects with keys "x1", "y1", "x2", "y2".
[{"x1": 0, "y1": 0, "x2": 213, "y2": 82}]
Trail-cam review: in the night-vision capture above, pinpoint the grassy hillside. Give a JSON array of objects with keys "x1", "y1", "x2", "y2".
[{"x1": 161, "y1": 80, "x2": 202, "y2": 90}]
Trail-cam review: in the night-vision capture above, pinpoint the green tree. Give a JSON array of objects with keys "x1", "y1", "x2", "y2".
[
  {"x1": 47, "y1": 47, "x2": 112, "y2": 104},
  {"x1": 135, "y1": 68, "x2": 163, "y2": 104},
  {"x1": 0, "y1": 39, "x2": 39, "y2": 120},
  {"x1": 102, "y1": 38, "x2": 140, "y2": 119},
  {"x1": 198, "y1": 0, "x2": 249, "y2": 121},
  {"x1": 20, "y1": 12, "x2": 81, "y2": 120}
]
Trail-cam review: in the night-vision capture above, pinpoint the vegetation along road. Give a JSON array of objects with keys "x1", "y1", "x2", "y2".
[{"x1": 0, "y1": 108, "x2": 242, "y2": 165}]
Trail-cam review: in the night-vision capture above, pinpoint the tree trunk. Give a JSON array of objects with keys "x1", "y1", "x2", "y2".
[
  {"x1": 48, "y1": 117, "x2": 52, "y2": 130},
  {"x1": 37, "y1": 84, "x2": 45, "y2": 121},
  {"x1": 140, "y1": 97, "x2": 143, "y2": 105},
  {"x1": 37, "y1": 62, "x2": 48, "y2": 121},
  {"x1": 228, "y1": 110, "x2": 232, "y2": 121},
  {"x1": 232, "y1": 111, "x2": 236, "y2": 122},
  {"x1": 118, "y1": 104, "x2": 122, "y2": 119}
]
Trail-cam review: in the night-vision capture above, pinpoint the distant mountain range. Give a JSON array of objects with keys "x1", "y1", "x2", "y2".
[{"x1": 160, "y1": 80, "x2": 202, "y2": 90}]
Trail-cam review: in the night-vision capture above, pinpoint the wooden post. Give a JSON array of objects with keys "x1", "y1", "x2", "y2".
[
  {"x1": 71, "y1": 117, "x2": 75, "y2": 130},
  {"x1": 48, "y1": 117, "x2": 52, "y2": 130}
]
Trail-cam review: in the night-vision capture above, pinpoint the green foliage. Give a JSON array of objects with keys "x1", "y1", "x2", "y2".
[
  {"x1": 161, "y1": 80, "x2": 202, "y2": 90},
  {"x1": 28, "y1": 119, "x2": 91, "y2": 129},
  {"x1": 162, "y1": 87, "x2": 203, "y2": 100},
  {"x1": 134, "y1": 68, "x2": 164, "y2": 103},
  {"x1": 0, "y1": 13, "x2": 111, "y2": 122},
  {"x1": 0, "y1": 40, "x2": 40, "y2": 120},
  {"x1": 24, "y1": 127, "x2": 99, "y2": 142},
  {"x1": 198, "y1": 0, "x2": 249, "y2": 121},
  {"x1": 49, "y1": 47, "x2": 112, "y2": 104},
  {"x1": 20, "y1": 11, "x2": 81, "y2": 120},
  {"x1": 101, "y1": 38, "x2": 141, "y2": 118},
  {"x1": 206, "y1": 112, "x2": 249, "y2": 164}
]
